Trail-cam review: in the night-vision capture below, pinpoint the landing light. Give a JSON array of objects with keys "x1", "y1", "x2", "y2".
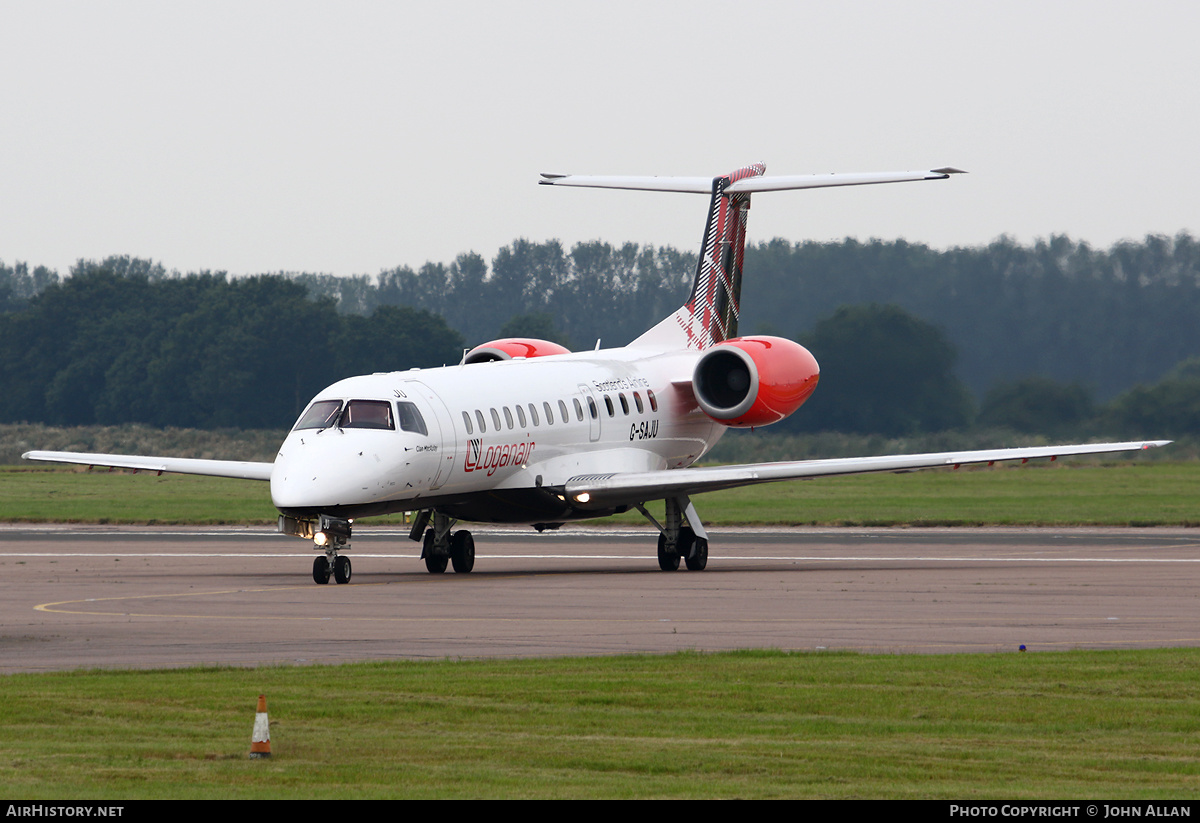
[
  {"x1": 314, "y1": 532, "x2": 329, "y2": 547},
  {"x1": 574, "y1": 492, "x2": 591, "y2": 504}
]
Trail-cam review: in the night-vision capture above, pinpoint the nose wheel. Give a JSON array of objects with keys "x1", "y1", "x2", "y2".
[
  {"x1": 313, "y1": 555, "x2": 331, "y2": 584},
  {"x1": 310, "y1": 515, "x2": 353, "y2": 584},
  {"x1": 313, "y1": 552, "x2": 352, "y2": 584},
  {"x1": 334, "y1": 554, "x2": 352, "y2": 583}
]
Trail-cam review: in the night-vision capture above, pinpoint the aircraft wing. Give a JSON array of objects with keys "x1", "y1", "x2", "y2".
[
  {"x1": 562, "y1": 440, "x2": 1170, "y2": 509},
  {"x1": 22, "y1": 451, "x2": 274, "y2": 481}
]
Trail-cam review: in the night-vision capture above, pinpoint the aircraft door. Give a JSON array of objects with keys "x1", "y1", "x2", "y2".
[
  {"x1": 578, "y1": 384, "x2": 601, "y2": 442},
  {"x1": 400, "y1": 381, "x2": 457, "y2": 490}
]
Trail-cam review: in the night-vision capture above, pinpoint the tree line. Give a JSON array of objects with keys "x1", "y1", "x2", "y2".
[
  {"x1": 0, "y1": 261, "x2": 462, "y2": 429},
  {"x1": 774, "y1": 303, "x2": 1200, "y2": 441},
  {"x1": 2, "y1": 230, "x2": 1199, "y2": 436},
  {"x1": 741, "y1": 233, "x2": 1200, "y2": 401},
  {"x1": 288, "y1": 232, "x2": 1200, "y2": 403}
]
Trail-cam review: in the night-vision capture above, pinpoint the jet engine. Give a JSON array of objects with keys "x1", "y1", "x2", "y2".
[
  {"x1": 463, "y1": 338, "x2": 572, "y2": 364},
  {"x1": 692, "y1": 336, "x2": 819, "y2": 427}
]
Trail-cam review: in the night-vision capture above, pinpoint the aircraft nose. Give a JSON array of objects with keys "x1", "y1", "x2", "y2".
[
  {"x1": 270, "y1": 451, "x2": 337, "y2": 513},
  {"x1": 269, "y1": 432, "x2": 368, "y2": 513},
  {"x1": 270, "y1": 429, "x2": 417, "y2": 516},
  {"x1": 270, "y1": 466, "x2": 320, "y2": 512}
]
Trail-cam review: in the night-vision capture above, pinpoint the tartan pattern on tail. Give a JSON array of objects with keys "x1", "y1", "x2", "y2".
[{"x1": 675, "y1": 163, "x2": 765, "y2": 349}]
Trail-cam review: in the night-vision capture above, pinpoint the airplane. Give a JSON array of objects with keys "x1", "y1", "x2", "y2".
[{"x1": 23, "y1": 163, "x2": 1169, "y2": 584}]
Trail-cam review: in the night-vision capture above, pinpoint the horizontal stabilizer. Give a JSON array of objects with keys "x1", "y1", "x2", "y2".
[
  {"x1": 725, "y1": 169, "x2": 963, "y2": 193},
  {"x1": 22, "y1": 451, "x2": 274, "y2": 481},
  {"x1": 539, "y1": 168, "x2": 963, "y2": 194},
  {"x1": 539, "y1": 174, "x2": 715, "y2": 193}
]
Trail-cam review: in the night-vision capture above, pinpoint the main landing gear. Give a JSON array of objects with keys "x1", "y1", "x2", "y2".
[
  {"x1": 410, "y1": 510, "x2": 474, "y2": 574},
  {"x1": 639, "y1": 496, "x2": 708, "y2": 572}
]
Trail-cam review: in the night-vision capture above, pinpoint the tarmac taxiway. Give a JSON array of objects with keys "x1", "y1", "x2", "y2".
[{"x1": 2, "y1": 524, "x2": 1199, "y2": 671}]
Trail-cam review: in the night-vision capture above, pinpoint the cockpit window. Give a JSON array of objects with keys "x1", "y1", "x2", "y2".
[
  {"x1": 396, "y1": 402, "x2": 428, "y2": 435},
  {"x1": 340, "y1": 399, "x2": 395, "y2": 430},
  {"x1": 294, "y1": 399, "x2": 343, "y2": 430}
]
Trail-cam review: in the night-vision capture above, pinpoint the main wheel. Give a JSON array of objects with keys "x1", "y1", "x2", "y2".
[
  {"x1": 684, "y1": 536, "x2": 708, "y2": 571},
  {"x1": 657, "y1": 533, "x2": 680, "y2": 571},
  {"x1": 334, "y1": 554, "x2": 352, "y2": 584},
  {"x1": 677, "y1": 527, "x2": 695, "y2": 565},
  {"x1": 313, "y1": 555, "x2": 331, "y2": 584},
  {"x1": 450, "y1": 530, "x2": 475, "y2": 574},
  {"x1": 423, "y1": 529, "x2": 448, "y2": 574}
]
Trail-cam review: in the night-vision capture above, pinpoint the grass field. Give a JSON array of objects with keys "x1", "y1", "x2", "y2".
[
  {"x1": 2, "y1": 460, "x2": 1195, "y2": 526},
  {"x1": 1, "y1": 650, "x2": 1197, "y2": 799},
  {"x1": 665, "y1": 461, "x2": 1199, "y2": 527},
  {"x1": 4, "y1": 458, "x2": 1196, "y2": 799}
]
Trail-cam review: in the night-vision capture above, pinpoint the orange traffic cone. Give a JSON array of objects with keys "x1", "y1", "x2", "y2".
[{"x1": 249, "y1": 694, "x2": 271, "y2": 758}]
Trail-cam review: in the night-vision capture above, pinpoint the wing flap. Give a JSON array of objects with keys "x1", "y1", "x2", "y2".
[
  {"x1": 22, "y1": 451, "x2": 274, "y2": 482},
  {"x1": 563, "y1": 440, "x2": 1169, "y2": 509}
]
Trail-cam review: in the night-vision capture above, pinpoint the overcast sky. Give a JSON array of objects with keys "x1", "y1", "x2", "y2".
[{"x1": 2, "y1": 1, "x2": 1197, "y2": 277}]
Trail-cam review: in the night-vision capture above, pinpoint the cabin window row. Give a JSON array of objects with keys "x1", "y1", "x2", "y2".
[{"x1": 459, "y1": 389, "x2": 658, "y2": 435}]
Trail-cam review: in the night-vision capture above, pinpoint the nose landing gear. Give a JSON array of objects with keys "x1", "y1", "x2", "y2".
[
  {"x1": 286, "y1": 514, "x2": 354, "y2": 585},
  {"x1": 312, "y1": 551, "x2": 352, "y2": 584}
]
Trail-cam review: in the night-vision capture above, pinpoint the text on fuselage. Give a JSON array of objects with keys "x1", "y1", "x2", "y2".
[{"x1": 463, "y1": 438, "x2": 536, "y2": 476}]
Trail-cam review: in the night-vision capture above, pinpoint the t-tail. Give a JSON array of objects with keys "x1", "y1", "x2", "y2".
[
  {"x1": 674, "y1": 162, "x2": 764, "y2": 348},
  {"x1": 540, "y1": 163, "x2": 965, "y2": 351}
]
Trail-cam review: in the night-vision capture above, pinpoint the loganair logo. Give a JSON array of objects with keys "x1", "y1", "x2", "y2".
[{"x1": 463, "y1": 438, "x2": 535, "y2": 476}]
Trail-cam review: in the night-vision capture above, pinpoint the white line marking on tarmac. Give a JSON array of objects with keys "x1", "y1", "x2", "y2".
[{"x1": 4, "y1": 552, "x2": 1200, "y2": 563}]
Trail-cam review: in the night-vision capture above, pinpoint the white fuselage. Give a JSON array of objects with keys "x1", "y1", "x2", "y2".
[{"x1": 270, "y1": 346, "x2": 724, "y2": 523}]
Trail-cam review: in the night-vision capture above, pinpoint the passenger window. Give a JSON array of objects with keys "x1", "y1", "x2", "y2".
[
  {"x1": 504, "y1": 406, "x2": 514, "y2": 429},
  {"x1": 587, "y1": 397, "x2": 598, "y2": 419},
  {"x1": 529, "y1": 403, "x2": 540, "y2": 426},
  {"x1": 294, "y1": 399, "x2": 342, "y2": 430},
  {"x1": 633, "y1": 392, "x2": 644, "y2": 413},
  {"x1": 490, "y1": 408, "x2": 502, "y2": 430},
  {"x1": 396, "y1": 401, "x2": 428, "y2": 435},
  {"x1": 516, "y1": 405, "x2": 527, "y2": 427},
  {"x1": 558, "y1": 399, "x2": 569, "y2": 421},
  {"x1": 647, "y1": 389, "x2": 658, "y2": 412},
  {"x1": 476, "y1": 409, "x2": 487, "y2": 433},
  {"x1": 462, "y1": 411, "x2": 473, "y2": 435},
  {"x1": 340, "y1": 399, "x2": 394, "y2": 430},
  {"x1": 544, "y1": 401, "x2": 554, "y2": 424},
  {"x1": 604, "y1": 395, "x2": 614, "y2": 417},
  {"x1": 618, "y1": 393, "x2": 629, "y2": 415},
  {"x1": 574, "y1": 398, "x2": 584, "y2": 421}
]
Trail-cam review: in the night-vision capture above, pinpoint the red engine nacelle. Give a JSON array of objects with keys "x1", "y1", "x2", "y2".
[
  {"x1": 693, "y1": 336, "x2": 820, "y2": 427},
  {"x1": 463, "y1": 338, "x2": 572, "y2": 364}
]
